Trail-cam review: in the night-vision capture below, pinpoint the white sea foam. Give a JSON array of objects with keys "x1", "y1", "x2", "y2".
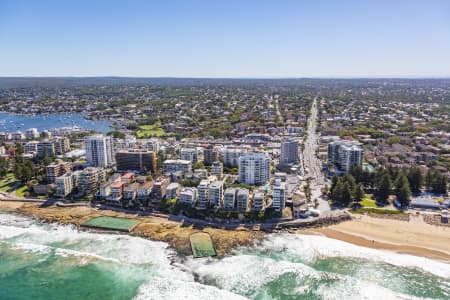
[
  {"x1": 134, "y1": 278, "x2": 248, "y2": 300},
  {"x1": 10, "y1": 242, "x2": 52, "y2": 255},
  {"x1": 317, "y1": 276, "x2": 431, "y2": 300},
  {"x1": 0, "y1": 212, "x2": 192, "y2": 284},
  {"x1": 0, "y1": 212, "x2": 174, "y2": 266},
  {"x1": 184, "y1": 254, "x2": 322, "y2": 296},
  {"x1": 260, "y1": 234, "x2": 450, "y2": 278},
  {"x1": 182, "y1": 249, "x2": 436, "y2": 300}
]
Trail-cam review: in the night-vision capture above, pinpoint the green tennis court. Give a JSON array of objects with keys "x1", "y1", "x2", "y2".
[
  {"x1": 190, "y1": 232, "x2": 216, "y2": 258},
  {"x1": 81, "y1": 216, "x2": 140, "y2": 232}
]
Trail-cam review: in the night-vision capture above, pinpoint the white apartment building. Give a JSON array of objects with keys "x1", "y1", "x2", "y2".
[
  {"x1": 238, "y1": 152, "x2": 270, "y2": 186},
  {"x1": 180, "y1": 148, "x2": 198, "y2": 163},
  {"x1": 272, "y1": 179, "x2": 286, "y2": 211},
  {"x1": 55, "y1": 172, "x2": 76, "y2": 197},
  {"x1": 196, "y1": 179, "x2": 209, "y2": 209},
  {"x1": 165, "y1": 182, "x2": 180, "y2": 200},
  {"x1": 208, "y1": 181, "x2": 223, "y2": 207},
  {"x1": 25, "y1": 128, "x2": 39, "y2": 140},
  {"x1": 252, "y1": 191, "x2": 265, "y2": 211},
  {"x1": 236, "y1": 188, "x2": 250, "y2": 212},
  {"x1": 84, "y1": 135, "x2": 114, "y2": 168},
  {"x1": 210, "y1": 161, "x2": 223, "y2": 178},
  {"x1": 162, "y1": 159, "x2": 192, "y2": 174},
  {"x1": 24, "y1": 141, "x2": 39, "y2": 154},
  {"x1": 223, "y1": 187, "x2": 237, "y2": 210},
  {"x1": 328, "y1": 140, "x2": 364, "y2": 172},
  {"x1": 222, "y1": 148, "x2": 248, "y2": 167},
  {"x1": 179, "y1": 187, "x2": 197, "y2": 205}
]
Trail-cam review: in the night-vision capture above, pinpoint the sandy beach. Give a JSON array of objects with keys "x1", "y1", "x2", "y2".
[{"x1": 314, "y1": 213, "x2": 450, "y2": 261}]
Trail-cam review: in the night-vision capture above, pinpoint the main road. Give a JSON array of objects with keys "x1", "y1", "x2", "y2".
[{"x1": 302, "y1": 97, "x2": 330, "y2": 213}]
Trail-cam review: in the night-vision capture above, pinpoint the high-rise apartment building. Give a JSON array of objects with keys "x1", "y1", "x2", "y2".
[
  {"x1": 84, "y1": 135, "x2": 114, "y2": 167},
  {"x1": 238, "y1": 152, "x2": 270, "y2": 186},
  {"x1": 328, "y1": 140, "x2": 364, "y2": 172},
  {"x1": 280, "y1": 137, "x2": 299, "y2": 165}
]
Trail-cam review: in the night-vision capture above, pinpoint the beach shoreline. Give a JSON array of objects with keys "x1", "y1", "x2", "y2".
[
  {"x1": 312, "y1": 213, "x2": 450, "y2": 262},
  {"x1": 1, "y1": 200, "x2": 449, "y2": 262}
]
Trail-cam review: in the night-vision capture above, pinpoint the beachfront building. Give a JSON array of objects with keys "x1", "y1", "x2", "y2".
[
  {"x1": 238, "y1": 152, "x2": 271, "y2": 186},
  {"x1": 196, "y1": 179, "x2": 209, "y2": 209},
  {"x1": 77, "y1": 167, "x2": 106, "y2": 195},
  {"x1": 46, "y1": 159, "x2": 71, "y2": 183},
  {"x1": 123, "y1": 183, "x2": 139, "y2": 201},
  {"x1": 272, "y1": 179, "x2": 286, "y2": 211},
  {"x1": 84, "y1": 134, "x2": 114, "y2": 168},
  {"x1": 252, "y1": 190, "x2": 265, "y2": 211},
  {"x1": 328, "y1": 140, "x2": 364, "y2": 172},
  {"x1": 208, "y1": 181, "x2": 223, "y2": 207},
  {"x1": 150, "y1": 177, "x2": 169, "y2": 202},
  {"x1": 109, "y1": 181, "x2": 124, "y2": 202},
  {"x1": 179, "y1": 187, "x2": 198, "y2": 205},
  {"x1": 223, "y1": 188, "x2": 237, "y2": 210},
  {"x1": 137, "y1": 181, "x2": 153, "y2": 199},
  {"x1": 165, "y1": 182, "x2": 180, "y2": 200},
  {"x1": 236, "y1": 188, "x2": 250, "y2": 212},
  {"x1": 55, "y1": 172, "x2": 76, "y2": 197}
]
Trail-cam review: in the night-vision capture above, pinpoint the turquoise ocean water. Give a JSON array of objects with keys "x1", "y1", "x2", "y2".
[{"x1": 0, "y1": 212, "x2": 449, "y2": 300}]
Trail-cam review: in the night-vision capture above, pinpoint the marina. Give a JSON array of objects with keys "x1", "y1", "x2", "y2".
[{"x1": 0, "y1": 112, "x2": 112, "y2": 133}]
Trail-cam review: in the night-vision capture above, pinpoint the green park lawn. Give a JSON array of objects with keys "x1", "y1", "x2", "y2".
[
  {"x1": 352, "y1": 207, "x2": 405, "y2": 215},
  {"x1": 15, "y1": 185, "x2": 28, "y2": 197},
  {"x1": 0, "y1": 173, "x2": 28, "y2": 197},
  {"x1": 360, "y1": 194, "x2": 377, "y2": 208},
  {"x1": 136, "y1": 123, "x2": 173, "y2": 138},
  {"x1": 0, "y1": 173, "x2": 17, "y2": 192}
]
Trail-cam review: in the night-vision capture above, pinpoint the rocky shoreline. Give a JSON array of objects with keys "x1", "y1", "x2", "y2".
[
  {"x1": 1, "y1": 200, "x2": 352, "y2": 257},
  {"x1": 1, "y1": 201, "x2": 263, "y2": 257}
]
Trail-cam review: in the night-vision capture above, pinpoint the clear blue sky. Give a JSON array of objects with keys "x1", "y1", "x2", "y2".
[{"x1": 1, "y1": 0, "x2": 450, "y2": 77}]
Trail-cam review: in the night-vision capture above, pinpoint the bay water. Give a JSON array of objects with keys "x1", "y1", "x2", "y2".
[{"x1": 0, "y1": 112, "x2": 112, "y2": 133}]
